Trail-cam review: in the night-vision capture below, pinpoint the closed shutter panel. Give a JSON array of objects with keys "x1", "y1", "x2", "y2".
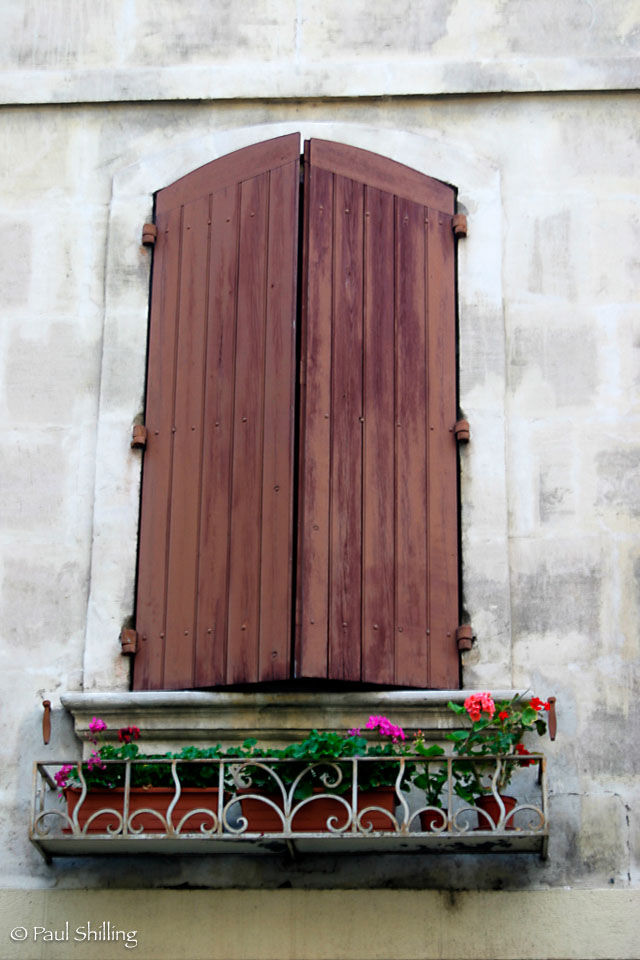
[
  {"x1": 296, "y1": 139, "x2": 459, "y2": 688},
  {"x1": 134, "y1": 134, "x2": 300, "y2": 690}
]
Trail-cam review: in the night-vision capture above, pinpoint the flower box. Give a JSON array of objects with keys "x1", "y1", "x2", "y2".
[
  {"x1": 64, "y1": 787, "x2": 224, "y2": 834},
  {"x1": 238, "y1": 786, "x2": 397, "y2": 833}
]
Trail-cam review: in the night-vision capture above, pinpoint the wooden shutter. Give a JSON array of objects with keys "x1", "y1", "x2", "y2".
[
  {"x1": 134, "y1": 134, "x2": 300, "y2": 690},
  {"x1": 295, "y1": 139, "x2": 459, "y2": 688}
]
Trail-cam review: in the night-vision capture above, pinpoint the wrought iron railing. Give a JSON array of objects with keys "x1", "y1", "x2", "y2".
[{"x1": 30, "y1": 754, "x2": 548, "y2": 861}]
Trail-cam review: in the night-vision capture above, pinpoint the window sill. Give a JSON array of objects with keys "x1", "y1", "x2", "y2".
[{"x1": 61, "y1": 689, "x2": 519, "y2": 753}]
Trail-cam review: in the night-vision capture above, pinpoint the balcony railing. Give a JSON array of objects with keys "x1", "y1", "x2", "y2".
[{"x1": 30, "y1": 754, "x2": 548, "y2": 862}]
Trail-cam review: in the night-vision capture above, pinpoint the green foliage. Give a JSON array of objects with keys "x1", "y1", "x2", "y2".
[
  {"x1": 229, "y1": 729, "x2": 412, "y2": 799},
  {"x1": 411, "y1": 741, "x2": 447, "y2": 807},
  {"x1": 63, "y1": 729, "x2": 412, "y2": 799}
]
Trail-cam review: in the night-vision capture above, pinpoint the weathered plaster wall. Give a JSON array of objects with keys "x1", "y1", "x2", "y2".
[
  {"x1": 0, "y1": 2, "x2": 639, "y2": 955},
  {"x1": 1, "y1": 96, "x2": 638, "y2": 902},
  {"x1": 0, "y1": 890, "x2": 639, "y2": 960},
  {"x1": 1, "y1": 0, "x2": 638, "y2": 100}
]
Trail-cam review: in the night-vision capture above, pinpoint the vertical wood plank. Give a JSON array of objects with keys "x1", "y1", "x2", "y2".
[
  {"x1": 226, "y1": 173, "x2": 269, "y2": 684},
  {"x1": 362, "y1": 186, "x2": 396, "y2": 684},
  {"x1": 427, "y1": 209, "x2": 459, "y2": 688},
  {"x1": 163, "y1": 196, "x2": 211, "y2": 689},
  {"x1": 134, "y1": 205, "x2": 182, "y2": 691},
  {"x1": 194, "y1": 184, "x2": 239, "y2": 687},
  {"x1": 329, "y1": 175, "x2": 364, "y2": 681},
  {"x1": 296, "y1": 164, "x2": 334, "y2": 678},
  {"x1": 395, "y1": 196, "x2": 428, "y2": 688},
  {"x1": 258, "y1": 160, "x2": 299, "y2": 681}
]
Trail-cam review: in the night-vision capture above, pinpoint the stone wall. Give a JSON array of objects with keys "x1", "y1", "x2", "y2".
[{"x1": 0, "y1": 2, "x2": 638, "y2": 956}]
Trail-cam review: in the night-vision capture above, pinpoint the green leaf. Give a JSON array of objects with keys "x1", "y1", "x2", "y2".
[
  {"x1": 446, "y1": 730, "x2": 468, "y2": 741},
  {"x1": 447, "y1": 701, "x2": 466, "y2": 715}
]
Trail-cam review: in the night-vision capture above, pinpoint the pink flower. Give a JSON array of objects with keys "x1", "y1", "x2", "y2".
[
  {"x1": 365, "y1": 715, "x2": 405, "y2": 742},
  {"x1": 54, "y1": 764, "x2": 74, "y2": 790},
  {"x1": 88, "y1": 717, "x2": 107, "y2": 734},
  {"x1": 463, "y1": 692, "x2": 495, "y2": 722},
  {"x1": 347, "y1": 727, "x2": 361, "y2": 737},
  {"x1": 87, "y1": 749, "x2": 106, "y2": 772}
]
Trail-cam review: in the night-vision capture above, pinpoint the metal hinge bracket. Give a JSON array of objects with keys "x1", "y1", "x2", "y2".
[
  {"x1": 456, "y1": 624, "x2": 474, "y2": 651},
  {"x1": 131, "y1": 424, "x2": 148, "y2": 449},
  {"x1": 454, "y1": 419, "x2": 470, "y2": 442},
  {"x1": 452, "y1": 214, "x2": 467, "y2": 238},
  {"x1": 120, "y1": 628, "x2": 138, "y2": 656},
  {"x1": 142, "y1": 223, "x2": 157, "y2": 246}
]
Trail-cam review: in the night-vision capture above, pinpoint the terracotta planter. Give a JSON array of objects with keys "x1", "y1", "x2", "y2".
[
  {"x1": 474, "y1": 794, "x2": 517, "y2": 831},
  {"x1": 65, "y1": 787, "x2": 224, "y2": 834},
  {"x1": 419, "y1": 807, "x2": 447, "y2": 832},
  {"x1": 239, "y1": 787, "x2": 397, "y2": 833}
]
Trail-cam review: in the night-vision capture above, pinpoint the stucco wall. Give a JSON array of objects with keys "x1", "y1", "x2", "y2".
[
  {"x1": 2, "y1": 93, "x2": 638, "y2": 893},
  {"x1": 0, "y1": 2, "x2": 639, "y2": 957}
]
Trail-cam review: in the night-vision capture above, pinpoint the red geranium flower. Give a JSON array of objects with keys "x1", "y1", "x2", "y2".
[
  {"x1": 118, "y1": 726, "x2": 141, "y2": 744},
  {"x1": 498, "y1": 711, "x2": 509, "y2": 720},
  {"x1": 515, "y1": 743, "x2": 535, "y2": 766},
  {"x1": 530, "y1": 697, "x2": 551, "y2": 712}
]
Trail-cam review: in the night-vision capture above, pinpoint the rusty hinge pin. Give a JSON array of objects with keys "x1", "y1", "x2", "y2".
[
  {"x1": 131, "y1": 424, "x2": 148, "y2": 449},
  {"x1": 42, "y1": 700, "x2": 51, "y2": 745},
  {"x1": 142, "y1": 223, "x2": 157, "y2": 246},
  {"x1": 455, "y1": 624, "x2": 474, "y2": 651},
  {"x1": 452, "y1": 214, "x2": 467, "y2": 238},
  {"x1": 120, "y1": 628, "x2": 138, "y2": 655},
  {"x1": 454, "y1": 419, "x2": 470, "y2": 442}
]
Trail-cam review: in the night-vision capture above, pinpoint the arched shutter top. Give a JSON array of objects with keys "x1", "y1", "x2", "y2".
[
  {"x1": 305, "y1": 138, "x2": 455, "y2": 214},
  {"x1": 156, "y1": 133, "x2": 301, "y2": 214}
]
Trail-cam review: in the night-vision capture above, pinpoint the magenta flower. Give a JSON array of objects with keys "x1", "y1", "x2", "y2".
[
  {"x1": 88, "y1": 717, "x2": 107, "y2": 734},
  {"x1": 365, "y1": 715, "x2": 405, "y2": 742},
  {"x1": 54, "y1": 764, "x2": 74, "y2": 790},
  {"x1": 87, "y1": 749, "x2": 106, "y2": 772}
]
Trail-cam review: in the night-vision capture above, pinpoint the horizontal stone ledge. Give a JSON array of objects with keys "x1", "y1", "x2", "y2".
[
  {"x1": 61, "y1": 689, "x2": 518, "y2": 753},
  {"x1": 1, "y1": 56, "x2": 638, "y2": 105}
]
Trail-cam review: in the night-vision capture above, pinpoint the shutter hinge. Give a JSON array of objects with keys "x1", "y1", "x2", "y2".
[
  {"x1": 452, "y1": 214, "x2": 468, "y2": 238},
  {"x1": 454, "y1": 419, "x2": 470, "y2": 442},
  {"x1": 42, "y1": 700, "x2": 52, "y2": 745},
  {"x1": 142, "y1": 223, "x2": 157, "y2": 246},
  {"x1": 456, "y1": 624, "x2": 474, "y2": 651},
  {"x1": 131, "y1": 424, "x2": 148, "y2": 449},
  {"x1": 547, "y1": 696, "x2": 557, "y2": 741},
  {"x1": 120, "y1": 628, "x2": 138, "y2": 655}
]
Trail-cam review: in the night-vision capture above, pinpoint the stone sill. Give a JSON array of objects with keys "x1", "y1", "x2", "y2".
[{"x1": 61, "y1": 689, "x2": 518, "y2": 754}]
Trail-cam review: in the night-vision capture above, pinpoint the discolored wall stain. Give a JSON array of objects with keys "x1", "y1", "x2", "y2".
[
  {"x1": 0, "y1": 221, "x2": 32, "y2": 307},
  {"x1": 511, "y1": 564, "x2": 602, "y2": 636},
  {"x1": 1, "y1": 557, "x2": 87, "y2": 652},
  {"x1": 304, "y1": 0, "x2": 454, "y2": 55},
  {"x1": 528, "y1": 210, "x2": 576, "y2": 300},
  {"x1": 596, "y1": 448, "x2": 640, "y2": 518},
  {"x1": 3, "y1": 321, "x2": 99, "y2": 426},
  {"x1": 509, "y1": 323, "x2": 596, "y2": 406}
]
